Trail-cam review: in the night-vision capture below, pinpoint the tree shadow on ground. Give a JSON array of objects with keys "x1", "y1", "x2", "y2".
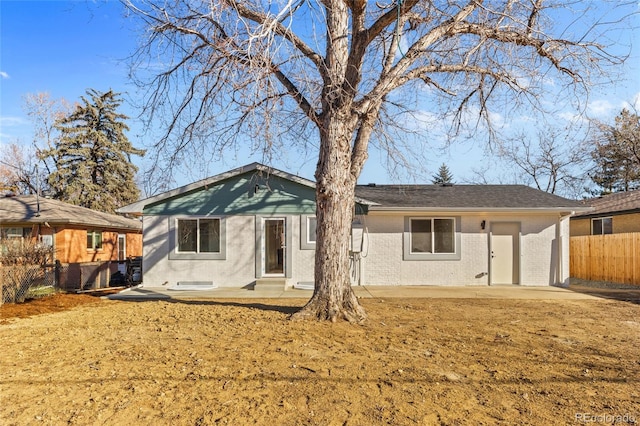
[
  {"x1": 116, "y1": 296, "x2": 303, "y2": 315},
  {"x1": 569, "y1": 283, "x2": 640, "y2": 305}
]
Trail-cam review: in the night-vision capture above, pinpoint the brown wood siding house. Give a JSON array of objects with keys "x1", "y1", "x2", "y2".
[
  {"x1": 0, "y1": 195, "x2": 142, "y2": 289},
  {"x1": 570, "y1": 189, "x2": 640, "y2": 236}
]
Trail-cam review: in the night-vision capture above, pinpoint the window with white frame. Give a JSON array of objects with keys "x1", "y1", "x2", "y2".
[
  {"x1": 410, "y1": 218, "x2": 455, "y2": 254},
  {"x1": 404, "y1": 216, "x2": 460, "y2": 261},
  {"x1": 87, "y1": 230, "x2": 103, "y2": 250},
  {"x1": 300, "y1": 215, "x2": 317, "y2": 250},
  {"x1": 177, "y1": 218, "x2": 221, "y2": 253},
  {"x1": 592, "y1": 217, "x2": 613, "y2": 235},
  {"x1": 1, "y1": 227, "x2": 30, "y2": 239},
  {"x1": 307, "y1": 216, "x2": 317, "y2": 244}
]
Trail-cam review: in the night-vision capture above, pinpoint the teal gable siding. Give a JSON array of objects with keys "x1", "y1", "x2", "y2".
[{"x1": 142, "y1": 172, "x2": 317, "y2": 216}]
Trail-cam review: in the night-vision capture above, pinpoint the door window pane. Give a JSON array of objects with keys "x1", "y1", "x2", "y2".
[{"x1": 265, "y1": 219, "x2": 285, "y2": 274}]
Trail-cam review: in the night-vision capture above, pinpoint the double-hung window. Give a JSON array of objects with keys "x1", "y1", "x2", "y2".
[
  {"x1": 1, "y1": 227, "x2": 30, "y2": 239},
  {"x1": 170, "y1": 217, "x2": 226, "y2": 260},
  {"x1": 592, "y1": 217, "x2": 613, "y2": 235},
  {"x1": 404, "y1": 217, "x2": 460, "y2": 260},
  {"x1": 87, "y1": 230, "x2": 103, "y2": 250}
]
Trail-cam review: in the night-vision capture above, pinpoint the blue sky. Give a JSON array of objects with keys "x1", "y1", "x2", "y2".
[{"x1": 1, "y1": 1, "x2": 639, "y2": 192}]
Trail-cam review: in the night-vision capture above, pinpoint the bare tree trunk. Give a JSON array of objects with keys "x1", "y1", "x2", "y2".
[
  {"x1": 290, "y1": 1, "x2": 367, "y2": 323},
  {"x1": 291, "y1": 112, "x2": 367, "y2": 323}
]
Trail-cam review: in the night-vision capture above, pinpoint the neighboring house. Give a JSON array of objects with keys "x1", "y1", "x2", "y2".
[
  {"x1": 0, "y1": 194, "x2": 142, "y2": 289},
  {"x1": 570, "y1": 189, "x2": 640, "y2": 236},
  {"x1": 117, "y1": 163, "x2": 589, "y2": 290}
]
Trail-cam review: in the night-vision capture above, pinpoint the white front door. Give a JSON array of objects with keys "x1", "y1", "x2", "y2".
[
  {"x1": 490, "y1": 222, "x2": 520, "y2": 285},
  {"x1": 262, "y1": 218, "x2": 286, "y2": 276}
]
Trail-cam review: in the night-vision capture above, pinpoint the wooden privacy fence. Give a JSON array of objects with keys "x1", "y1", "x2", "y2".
[{"x1": 570, "y1": 232, "x2": 640, "y2": 286}]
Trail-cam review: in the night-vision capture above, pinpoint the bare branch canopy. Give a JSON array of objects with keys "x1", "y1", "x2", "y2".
[{"x1": 124, "y1": 0, "x2": 634, "y2": 321}]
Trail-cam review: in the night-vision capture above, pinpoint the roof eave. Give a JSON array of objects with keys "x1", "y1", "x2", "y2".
[
  {"x1": 367, "y1": 206, "x2": 592, "y2": 214},
  {"x1": 1, "y1": 218, "x2": 141, "y2": 231}
]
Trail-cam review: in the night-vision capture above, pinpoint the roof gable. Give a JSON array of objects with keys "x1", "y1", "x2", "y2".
[{"x1": 142, "y1": 169, "x2": 317, "y2": 216}]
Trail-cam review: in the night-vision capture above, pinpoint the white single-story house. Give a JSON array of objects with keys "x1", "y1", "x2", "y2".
[{"x1": 117, "y1": 163, "x2": 590, "y2": 290}]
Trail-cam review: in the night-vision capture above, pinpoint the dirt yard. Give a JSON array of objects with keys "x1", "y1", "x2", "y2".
[{"x1": 1, "y1": 292, "x2": 639, "y2": 425}]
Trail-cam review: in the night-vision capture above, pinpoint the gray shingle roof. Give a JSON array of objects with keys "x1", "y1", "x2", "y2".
[
  {"x1": 572, "y1": 189, "x2": 640, "y2": 218},
  {"x1": 355, "y1": 184, "x2": 586, "y2": 210},
  {"x1": 0, "y1": 195, "x2": 142, "y2": 231},
  {"x1": 117, "y1": 162, "x2": 589, "y2": 215}
]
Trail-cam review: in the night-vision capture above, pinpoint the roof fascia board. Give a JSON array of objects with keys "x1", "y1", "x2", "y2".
[
  {"x1": 0, "y1": 219, "x2": 141, "y2": 231},
  {"x1": 367, "y1": 207, "x2": 593, "y2": 214},
  {"x1": 571, "y1": 207, "x2": 640, "y2": 219}
]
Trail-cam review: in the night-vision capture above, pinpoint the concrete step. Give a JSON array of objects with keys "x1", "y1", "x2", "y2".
[{"x1": 254, "y1": 278, "x2": 287, "y2": 291}]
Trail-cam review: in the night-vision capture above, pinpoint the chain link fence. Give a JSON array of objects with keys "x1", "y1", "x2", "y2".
[
  {"x1": 1, "y1": 258, "x2": 142, "y2": 305},
  {"x1": 0, "y1": 264, "x2": 62, "y2": 305}
]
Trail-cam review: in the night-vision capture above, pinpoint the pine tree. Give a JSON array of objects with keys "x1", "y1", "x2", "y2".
[
  {"x1": 42, "y1": 89, "x2": 145, "y2": 213},
  {"x1": 590, "y1": 108, "x2": 640, "y2": 193},
  {"x1": 432, "y1": 163, "x2": 454, "y2": 185}
]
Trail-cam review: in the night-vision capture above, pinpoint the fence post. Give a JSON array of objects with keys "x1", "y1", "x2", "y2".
[{"x1": 54, "y1": 260, "x2": 61, "y2": 290}]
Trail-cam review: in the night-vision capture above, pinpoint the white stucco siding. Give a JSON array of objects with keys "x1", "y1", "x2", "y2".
[
  {"x1": 142, "y1": 215, "x2": 256, "y2": 287},
  {"x1": 291, "y1": 218, "x2": 316, "y2": 285},
  {"x1": 141, "y1": 215, "x2": 315, "y2": 288}
]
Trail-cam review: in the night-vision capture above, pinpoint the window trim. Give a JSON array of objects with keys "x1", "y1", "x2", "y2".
[
  {"x1": 403, "y1": 216, "x2": 461, "y2": 261},
  {"x1": 169, "y1": 216, "x2": 226, "y2": 260},
  {"x1": 591, "y1": 217, "x2": 613, "y2": 235},
  {"x1": 1, "y1": 227, "x2": 30, "y2": 239},
  {"x1": 300, "y1": 215, "x2": 317, "y2": 250}
]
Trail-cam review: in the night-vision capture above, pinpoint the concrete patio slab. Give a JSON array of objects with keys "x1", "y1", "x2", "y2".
[{"x1": 108, "y1": 284, "x2": 600, "y2": 301}]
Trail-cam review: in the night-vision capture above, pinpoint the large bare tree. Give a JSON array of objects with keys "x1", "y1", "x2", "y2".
[
  {"x1": 22, "y1": 92, "x2": 73, "y2": 174},
  {"x1": 0, "y1": 143, "x2": 39, "y2": 195},
  {"x1": 495, "y1": 127, "x2": 592, "y2": 197},
  {"x1": 124, "y1": 0, "x2": 632, "y2": 322}
]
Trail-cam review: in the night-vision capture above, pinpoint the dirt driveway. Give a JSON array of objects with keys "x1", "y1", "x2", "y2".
[{"x1": 1, "y1": 293, "x2": 639, "y2": 425}]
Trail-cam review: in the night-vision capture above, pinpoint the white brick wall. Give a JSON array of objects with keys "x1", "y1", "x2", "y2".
[
  {"x1": 141, "y1": 212, "x2": 567, "y2": 288},
  {"x1": 361, "y1": 212, "x2": 564, "y2": 286}
]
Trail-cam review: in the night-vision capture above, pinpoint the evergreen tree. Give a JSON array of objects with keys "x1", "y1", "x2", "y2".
[
  {"x1": 42, "y1": 89, "x2": 145, "y2": 213},
  {"x1": 432, "y1": 163, "x2": 454, "y2": 185},
  {"x1": 590, "y1": 108, "x2": 640, "y2": 193}
]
